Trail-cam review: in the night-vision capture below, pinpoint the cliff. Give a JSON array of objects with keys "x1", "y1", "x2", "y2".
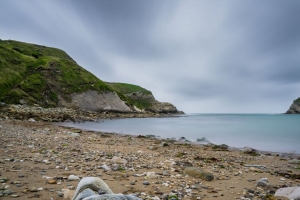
[
  {"x1": 286, "y1": 98, "x2": 300, "y2": 114},
  {"x1": 0, "y1": 39, "x2": 180, "y2": 113},
  {"x1": 107, "y1": 82, "x2": 179, "y2": 113}
]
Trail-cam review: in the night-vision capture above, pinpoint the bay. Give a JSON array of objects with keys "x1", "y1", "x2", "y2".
[{"x1": 60, "y1": 114, "x2": 300, "y2": 153}]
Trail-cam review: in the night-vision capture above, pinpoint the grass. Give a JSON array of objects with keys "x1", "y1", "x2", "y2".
[
  {"x1": 106, "y1": 82, "x2": 152, "y2": 95},
  {"x1": 294, "y1": 98, "x2": 300, "y2": 103},
  {"x1": 0, "y1": 39, "x2": 116, "y2": 107},
  {"x1": 0, "y1": 39, "x2": 156, "y2": 109}
]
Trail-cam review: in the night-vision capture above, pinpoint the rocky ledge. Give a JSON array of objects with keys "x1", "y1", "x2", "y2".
[
  {"x1": 0, "y1": 104, "x2": 182, "y2": 122},
  {"x1": 286, "y1": 98, "x2": 300, "y2": 114}
]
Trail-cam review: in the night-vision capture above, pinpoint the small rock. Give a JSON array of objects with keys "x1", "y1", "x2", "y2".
[
  {"x1": 111, "y1": 156, "x2": 128, "y2": 164},
  {"x1": 184, "y1": 167, "x2": 214, "y2": 181},
  {"x1": 256, "y1": 178, "x2": 270, "y2": 188},
  {"x1": 143, "y1": 181, "x2": 150, "y2": 185},
  {"x1": 68, "y1": 175, "x2": 80, "y2": 181},
  {"x1": 47, "y1": 178, "x2": 57, "y2": 184}
]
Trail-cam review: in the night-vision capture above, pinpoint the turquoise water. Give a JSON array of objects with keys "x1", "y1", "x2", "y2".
[{"x1": 61, "y1": 114, "x2": 300, "y2": 153}]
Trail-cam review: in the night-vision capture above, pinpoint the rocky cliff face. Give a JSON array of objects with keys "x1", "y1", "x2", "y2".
[
  {"x1": 286, "y1": 98, "x2": 300, "y2": 114},
  {"x1": 107, "y1": 83, "x2": 181, "y2": 113}
]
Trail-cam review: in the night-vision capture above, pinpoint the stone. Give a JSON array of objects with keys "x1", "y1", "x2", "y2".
[
  {"x1": 184, "y1": 167, "x2": 214, "y2": 181},
  {"x1": 68, "y1": 132, "x2": 80, "y2": 137},
  {"x1": 143, "y1": 181, "x2": 150, "y2": 185},
  {"x1": 256, "y1": 178, "x2": 270, "y2": 188},
  {"x1": 146, "y1": 172, "x2": 158, "y2": 179},
  {"x1": 102, "y1": 165, "x2": 111, "y2": 171},
  {"x1": 28, "y1": 118, "x2": 35, "y2": 122},
  {"x1": 68, "y1": 175, "x2": 80, "y2": 181},
  {"x1": 47, "y1": 178, "x2": 57, "y2": 184},
  {"x1": 275, "y1": 186, "x2": 300, "y2": 200},
  {"x1": 111, "y1": 156, "x2": 127, "y2": 164}
]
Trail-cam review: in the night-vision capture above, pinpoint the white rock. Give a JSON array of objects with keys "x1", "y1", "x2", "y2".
[
  {"x1": 102, "y1": 164, "x2": 111, "y2": 171},
  {"x1": 146, "y1": 172, "x2": 157, "y2": 179},
  {"x1": 68, "y1": 175, "x2": 80, "y2": 181},
  {"x1": 28, "y1": 118, "x2": 35, "y2": 122},
  {"x1": 68, "y1": 132, "x2": 80, "y2": 137},
  {"x1": 111, "y1": 156, "x2": 127, "y2": 164},
  {"x1": 275, "y1": 186, "x2": 300, "y2": 200}
]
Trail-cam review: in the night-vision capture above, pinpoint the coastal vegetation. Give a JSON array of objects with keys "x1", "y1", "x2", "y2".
[{"x1": 0, "y1": 39, "x2": 179, "y2": 113}]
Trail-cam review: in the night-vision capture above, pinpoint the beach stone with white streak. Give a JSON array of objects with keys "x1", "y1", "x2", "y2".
[
  {"x1": 275, "y1": 186, "x2": 300, "y2": 200},
  {"x1": 184, "y1": 167, "x2": 214, "y2": 181},
  {"x1": 111, "y1": 156, "x2": 128, "y2": 164}
]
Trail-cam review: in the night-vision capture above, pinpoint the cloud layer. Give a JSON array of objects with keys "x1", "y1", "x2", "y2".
[{"x1": 1, "y1": 0, "x2": 299, "y2": 113}]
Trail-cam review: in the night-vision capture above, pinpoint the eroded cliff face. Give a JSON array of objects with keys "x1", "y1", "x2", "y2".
[
  {"x1": 126, "y1": 91, "x2": 179, "y2": 113},
  {"x1": 58, "y1": 90, "x2": 131, "y2": 112},
  {"x1": 286, "y1": 98, "x2": 300, "y2": 114}
]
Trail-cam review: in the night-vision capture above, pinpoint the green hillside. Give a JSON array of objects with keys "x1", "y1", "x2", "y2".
[{"x1": 0, "y1": 39, "x2": 114, "y2": 107}]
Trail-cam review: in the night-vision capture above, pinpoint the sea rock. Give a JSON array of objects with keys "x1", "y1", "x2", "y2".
[
  {"x1": 243, "y1": 147, "x2": 258, "y2": 155},
  {"x1": 196, "y1": 137, "x2": 210, "y2": 143},
  {"x1": 111, "y1": 156, "x2": 127, "y2": 164},
  {"x1": 68, "y1": 175, "x2": 80, "y2": 181},
  {"x1": 183, "y1": 167, "x2": 214, "y2": 181},
  {"x1": 275, "y1": 186, "x2": 300, "y2": 200},
  {"x1": 286, "y1": 98, "x2": 300, "y2": 114}
]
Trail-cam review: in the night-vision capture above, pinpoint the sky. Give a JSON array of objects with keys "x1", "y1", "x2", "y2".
[{"x1": 1, "y1": 0, "x2": 300, "y2": 113}]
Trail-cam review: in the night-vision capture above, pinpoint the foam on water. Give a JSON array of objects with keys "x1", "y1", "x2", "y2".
[{"x1": 60, "y1": 114, "x2": 300, "y2": 153}]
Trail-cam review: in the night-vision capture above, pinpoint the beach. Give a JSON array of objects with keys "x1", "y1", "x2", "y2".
[{"x1": 0, "y1": 118, "x2": 299, "y2": 200}]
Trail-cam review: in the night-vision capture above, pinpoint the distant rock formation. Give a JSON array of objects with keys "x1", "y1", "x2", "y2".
[{"x1": 286, "y1": 98, "x2": 300, "y2": 114}]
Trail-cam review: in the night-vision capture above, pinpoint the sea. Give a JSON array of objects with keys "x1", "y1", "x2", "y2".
[{"x1": 60, "y1": 114, "x2": 300, "y2": 154}]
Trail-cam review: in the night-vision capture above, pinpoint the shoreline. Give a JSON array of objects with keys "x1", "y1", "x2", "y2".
[{"x1": 57, "y1": 121, "x2": 300, "y2": 158}]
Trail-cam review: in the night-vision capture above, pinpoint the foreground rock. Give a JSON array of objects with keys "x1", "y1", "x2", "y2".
[
  {"x1": 286, "y1": 98, "x2": 300, "y2": 114},
  {"x1": 275, "y1": 186, "x2": 300, "y2": 200},
  {"x1": 72, "y1": 177, "x2": 141, "y2": 200}
]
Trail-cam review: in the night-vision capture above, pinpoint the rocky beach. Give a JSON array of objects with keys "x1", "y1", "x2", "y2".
[{"x1": 0, "y1": 113, "x2": 300, "y2": 200}]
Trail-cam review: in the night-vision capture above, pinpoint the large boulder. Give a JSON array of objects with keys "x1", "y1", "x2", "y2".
[
  {"x1": 72, "y1": 177, "x2": 141, "y2": 200},
  {"x1": 275, "y1": 186, "x2": 300, "y2": 200}
]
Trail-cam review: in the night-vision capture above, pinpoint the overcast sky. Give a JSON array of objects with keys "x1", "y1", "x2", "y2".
[{"x1": 1, "y1": 0, "x2": 299, "y2": 113}]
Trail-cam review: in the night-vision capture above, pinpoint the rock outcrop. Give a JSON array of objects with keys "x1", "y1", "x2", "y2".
[
  {"x1": 286, "y1": 98, "x2": 300, "y2": 114},
  {"x1": 107, "y1": 83, "x2": 181, "y2": 113}
]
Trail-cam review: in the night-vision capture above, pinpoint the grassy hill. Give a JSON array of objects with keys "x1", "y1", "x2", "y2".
[
  {"x1": 0, "y1": 39, "x2": 178, "y2": 113},
  {"x1": 0, "y1": 40, "x2": 115, "y2": 107}
]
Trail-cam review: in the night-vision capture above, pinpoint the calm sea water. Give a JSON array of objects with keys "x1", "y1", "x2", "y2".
[{"x1": 60, "y1": 114, "x2": 300, "y2": 153}]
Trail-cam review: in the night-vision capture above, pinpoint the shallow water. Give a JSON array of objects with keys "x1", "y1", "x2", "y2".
[{"x1": 60, "y1": 114, "x2": 300, "y2": 153}]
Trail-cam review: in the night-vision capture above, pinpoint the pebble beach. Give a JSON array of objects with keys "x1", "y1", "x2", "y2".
[{"x1": 0, "y1": 118, "x2": 300, "y2": 200}]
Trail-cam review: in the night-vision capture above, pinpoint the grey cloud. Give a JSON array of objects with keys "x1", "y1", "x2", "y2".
[{"x1": 0, "y1": 0, "x2": 299, "y2": 113}]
